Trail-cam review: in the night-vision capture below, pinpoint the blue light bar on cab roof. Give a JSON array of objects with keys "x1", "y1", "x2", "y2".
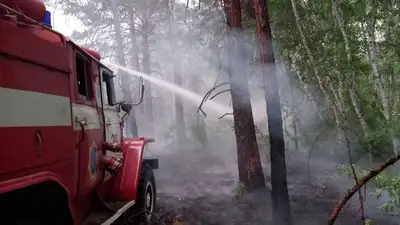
[{"x1": 42, "y1": 10, "x2": 52, "y2": 28}]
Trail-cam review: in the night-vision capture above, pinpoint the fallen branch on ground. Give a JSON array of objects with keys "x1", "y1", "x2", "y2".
[
  {"x1": 328, "y1": 153, "x2": 400, "y2": 225},
  {"x1": 123, "y1": 210, "x2": 165, "y2": 225}
]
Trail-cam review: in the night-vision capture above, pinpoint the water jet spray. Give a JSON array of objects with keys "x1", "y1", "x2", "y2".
[{"x1": 105, "y1": 62, "x2": 233, "y2": 120}]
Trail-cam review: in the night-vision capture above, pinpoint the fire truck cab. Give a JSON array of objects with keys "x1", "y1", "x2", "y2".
[{"x1": 0, "y1": 1, "x2": 158, "y2": 225}]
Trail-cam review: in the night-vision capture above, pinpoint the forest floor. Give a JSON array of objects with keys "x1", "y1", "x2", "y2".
[{"x1": 142, "y1": 149, "x2": 399, "y2": 225}]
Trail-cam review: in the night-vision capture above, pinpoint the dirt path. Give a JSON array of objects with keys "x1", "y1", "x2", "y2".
[{"x1": 146, "y1": 151, "x2": 398, "y2": 225}]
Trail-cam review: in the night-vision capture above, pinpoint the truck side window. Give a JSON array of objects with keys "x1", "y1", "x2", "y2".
[
  {"x1": 102, "y1": 70, "x2": 117, "y2": 106},
  {"x1": 75, "y1": 54, "x2": 91, "y2": 101}
]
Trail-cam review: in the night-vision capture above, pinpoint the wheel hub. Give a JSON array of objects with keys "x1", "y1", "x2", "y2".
[
  {"x1": 145, "y1": 181, "x2": 154, "y2": 220},
  {"x1": 146, "y1": 192, "x2": 151, "y2": 208}
]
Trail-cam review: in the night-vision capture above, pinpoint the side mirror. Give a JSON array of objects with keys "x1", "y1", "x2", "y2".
[
  {"x1": 132, "y1": 76, "x2": 144, "y2": 106},
  {"x1": 120, "y1": 102, "x2": 133, "y2": 113},
  {"x1": 117, "y1": 101, "x2": 132, "y2": 122},
  {"x1": 116, "y1": 77, "x2": 145, "y2": 118}
]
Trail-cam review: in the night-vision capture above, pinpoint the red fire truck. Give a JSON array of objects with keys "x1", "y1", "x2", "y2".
[{"x1": 0, "y1": 1, "x2": 158, "y2": 224}]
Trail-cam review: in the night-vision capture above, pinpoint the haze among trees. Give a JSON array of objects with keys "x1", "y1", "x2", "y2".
[{"x1": 47, "y1": 0, "x2": 400, "y2": 224}]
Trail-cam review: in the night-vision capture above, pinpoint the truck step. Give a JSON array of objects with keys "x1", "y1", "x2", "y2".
[{"x1": 81, "y1": 201, "x2": 135, "y2": 225}]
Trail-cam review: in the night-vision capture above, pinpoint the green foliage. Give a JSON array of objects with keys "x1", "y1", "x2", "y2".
[
  {"x1": 262, "y1": 0, "x2": 400, "y2": 160},
  {"x1": 338, "y1": 164, "x2": 400, "y2": 213},
  {"x1": 233, "y1": 181, "x2": 249, "y2": 203},
  {"x1": 361, "y1": 129, "x2": 391, "y2": 158}
]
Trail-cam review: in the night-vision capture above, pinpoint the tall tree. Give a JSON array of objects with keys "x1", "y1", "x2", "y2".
[
  {"x1": 252, "y1": 0, "x2": 292, "y2": 224},
  {"x1": 167, "y1": 0, "x2": 187, "y2": 146},
  {"x1": 223, "y1": 0, "x2": 265, "y2": 190},
  {"x1": 140, "y1": 1, "x2": 155, "y2": 136},
  {"x1": 110, "y1": 0, "x2": 139, "y2": 137}
]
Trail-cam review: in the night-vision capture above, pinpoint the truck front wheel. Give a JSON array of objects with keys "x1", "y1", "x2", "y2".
[{"x1": 133, "y1": 163, "x2": 156, "y2": 224}]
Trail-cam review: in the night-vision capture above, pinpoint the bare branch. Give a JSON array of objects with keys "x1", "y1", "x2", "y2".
[
  {"x1": 197, "y1": 82, "x2": 230, "y2": 117},
  {"x1": 199, "y1": 108, "x2": 207, "y2": 117},
  {"x1": 210, "y1": 89, "x2": 231, "y2": 100},
  {"x1": 197, "y1": 90, "x2": 214, "y2": 116},
  {"x1": 219, "y1": 113, "x2": 233, "y2": 119}
]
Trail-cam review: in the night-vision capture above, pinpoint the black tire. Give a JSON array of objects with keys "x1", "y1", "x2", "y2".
[{"x1": 133, "y1": 163, "x2": 156, "y2": 224}]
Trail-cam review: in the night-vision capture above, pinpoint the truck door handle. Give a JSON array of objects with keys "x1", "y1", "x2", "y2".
[{"x1": 76, "y1": 117, "x2": 88, "y2": 126}]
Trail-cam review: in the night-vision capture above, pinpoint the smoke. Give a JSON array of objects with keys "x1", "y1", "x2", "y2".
[{"x1": 51, "y1": 0, "x2": 398, "y2": 223}]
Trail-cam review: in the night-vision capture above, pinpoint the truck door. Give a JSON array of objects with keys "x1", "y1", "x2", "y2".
[
  {"x1": 72, "y1": 51, "x2": 103, "y2": 198},
  {"x1": 99, "y1": 67, "x2": 121, "y2": 182},
  {"x1": 100, "y1": 67, "x2": 121, "y2": 144}
]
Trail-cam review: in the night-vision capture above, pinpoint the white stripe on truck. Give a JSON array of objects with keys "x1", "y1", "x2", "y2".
[
  {"x1": 0, "y1": 87, "x2": 102, "y2": 130},
  {"x1": 0, "y1": 87, "x2": 72, "y2": 127}
]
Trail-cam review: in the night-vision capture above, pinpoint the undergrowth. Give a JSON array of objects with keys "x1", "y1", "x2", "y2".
[{"x1": 338, "y1": 164, "x2": 400, "y2": 213}]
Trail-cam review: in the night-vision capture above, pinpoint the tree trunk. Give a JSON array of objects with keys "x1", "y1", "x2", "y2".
[
  {"x1": 365, "y1": 0, "x2": 397, "y2": 155},
  {"x1": 291, "y1": 62, "x2": 323, "y2": 120},
  {"x1": 111, "y1": 2, "x2": 138, "y2": 137},
  {"x1": 277, "y1": 54, "x2": 300, "y2": 151},
  {"x1": 366, "y1": 3, "x2": 390, "y2": 121},
  {"x1": 331, "y1": 0, "x2": 369, "y2": 137},
  {"x1": 128, "y1": 7, "x2": 140, "y2": 137},
  {"x1": 168, "y1": 0, "x2": 187, "y2": 145},
  {"x1": 224, "y1": 0, "x2": 265, "y2": 190},
  {"x1": 141, "y1": 11, "x2": 154, "y2": 136},
  {"x1": 252, "y1": 0, "x2": 292, "y2": 224},
  {"x1": 190, "y1": 75, "x2": 208, "y2": 148},
  {"x1": 129, "y1": 8, "x2": 140, "y2": 71},
  {"x1": 331, "y1": 0, "x2": 375, "y2": 162},
  {"x1": 290, "y1": 0, "x2": 344, "y2": 151},
  {"x1": 173, "y1": 64, "x2": 187, "y2": 144},
  {"x1": 289, "y1": 76, "x2": 299, "y2": 152}
]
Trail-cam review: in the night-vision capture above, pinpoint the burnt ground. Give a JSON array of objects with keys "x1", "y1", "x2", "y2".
[{"x1": 143, "y1": 150, "x2": 399, "y2": 225}]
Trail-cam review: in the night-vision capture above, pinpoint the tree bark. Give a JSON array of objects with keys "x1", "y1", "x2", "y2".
[
  {"x1": 252, "y1": 0, "x2": 292, "y2": 224},
  {"x1": 141, "y1": 6, "x2": 154, "y2": 136},
  {"x1": 128, "y1": 6, "x2": 140, "y2": 137},
  {"x1": 331, "y1": 0, "x2": 369, "y2": 136},
  {"x1": 330, "y1": 0, "x2": 374, "y2": 163},
  {"x1": 111, "y1": 1, "x2": 138, "y2": 137},
  {"x1": 289, "y1": 76, "x2": 299, "y2": 152},
  {"x1": 290, "y1": 0, "x2": 345, "y2": 150},
  {"x1": 173, "y1": 65, "x2": 187, "y2": 145},
  {"x1": 365, "y1": 0, "x2": 398, "y2": 155},
  {"x1": 129, "y1": 8, "x2": 140, "y2": 71},
  {"x1": 291, "y1": 61, "x2": 323, "y2": 120},
  {"x1": 168, "y1": 0, "x2": 187, "y2": 145},
  {"x1": 224, "y1": 0, "x2": 266, "y2": 190}
]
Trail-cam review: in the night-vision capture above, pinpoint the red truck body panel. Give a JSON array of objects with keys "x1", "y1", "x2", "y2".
[
  {"x1": 107, "y1": 138, "x2": 154, "y2": 200},
  {"x1": 0, "y1": 3, "x2": 152, "y2": 224}
]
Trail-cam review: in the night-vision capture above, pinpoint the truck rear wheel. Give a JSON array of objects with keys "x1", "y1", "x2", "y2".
[{"x1": 133, "y1": 163, "x2": 156, "y2": 224}]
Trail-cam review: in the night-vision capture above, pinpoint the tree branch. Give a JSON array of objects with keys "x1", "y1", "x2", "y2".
[
  {"x1": 210, "y1": 89, "x2": 231, "y2": 100},
  {"x1": 328, "y1": 153, "x2": 400, "y2": 225},
  {"x1": 219, "y1": 112, "x2": 233, "y2": 119},
  {"x1": 197, "y1": 82, "x2": 230, "y2": 117}
]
